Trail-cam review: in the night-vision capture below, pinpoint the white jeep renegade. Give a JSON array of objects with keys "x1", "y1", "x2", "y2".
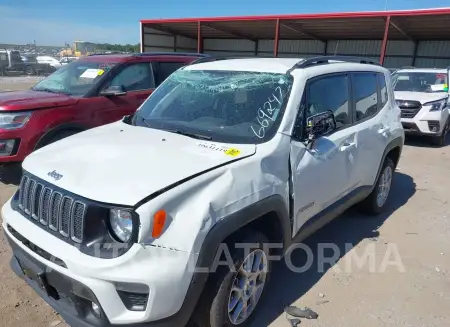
[
  {"x1": 392, "y1": 68, "x2": 450, "y2": 146},
  {"x1": 3, "y1": 56, "x2": 404, "y2": 327}
]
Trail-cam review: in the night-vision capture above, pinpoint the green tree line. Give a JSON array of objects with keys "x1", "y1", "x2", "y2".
[{"x1": 92, "y1": 43, "x2": 140, "y2": 53}]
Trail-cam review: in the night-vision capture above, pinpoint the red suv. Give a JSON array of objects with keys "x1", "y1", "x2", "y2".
[{"x1": 0, "y1": 52, "x2": 206, "y2": 170}]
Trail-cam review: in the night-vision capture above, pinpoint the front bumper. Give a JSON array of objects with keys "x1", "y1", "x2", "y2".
[
  {"x1": 401, "y1": 108, "x2": 448, "y2": 136},
  {"x1": 2, "y1": 200, "x2": 198, "y2": 326}
]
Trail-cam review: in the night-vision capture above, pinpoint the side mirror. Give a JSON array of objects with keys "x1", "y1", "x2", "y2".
[
  {"x1": 100, "y1": 85, "x2": 127, "y2": 97},
  {"x1": 305, "y1": 110, "x2": 337, "y2": 145}
]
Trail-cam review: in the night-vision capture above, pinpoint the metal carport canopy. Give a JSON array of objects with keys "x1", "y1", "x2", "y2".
[{"x1": 140, "y1": 7, "x2": 450, "y2": 66}]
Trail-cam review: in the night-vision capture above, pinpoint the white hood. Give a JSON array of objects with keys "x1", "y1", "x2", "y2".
[
  {"x1": 394, "y1": 91, "x2": 448, "y2": 104},
  {"x1": 23, "y1": 122, "x2": 256, "y2": 206}
]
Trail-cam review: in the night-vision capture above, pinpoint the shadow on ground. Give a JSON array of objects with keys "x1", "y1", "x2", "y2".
[
  {"x1": 404, "y1": 134, "x2": 449, "y2": 148},
  {"x1": 250, "y1": 172, "x2": 416, "y2": 327}
]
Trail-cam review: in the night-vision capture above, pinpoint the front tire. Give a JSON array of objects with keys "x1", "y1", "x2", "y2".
[
  {"x1": 194, "y1": 231, "x2": 271, "y2": 327},
  {"x1": 432, "y1": 120, "x2": 449, "y2": 147},
  {"x1": 359, "y1": 157, "x2": 395, "y2": 215}
]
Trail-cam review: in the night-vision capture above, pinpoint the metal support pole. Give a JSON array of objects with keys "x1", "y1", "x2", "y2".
[
  {"x1": 412, "y1": 41, "x2": 418, "y2": 66},
  {"x1": 140, "y1": 22, "x2": 144, "y2": 53},
  {"x1": 380, "y1": 16, "x2": 391, "y2": 66},
  {"x1": 254, "y1": 40, "x2": 259, "y2": 56},
  {"x1": 197, "y1": 21, "x2": 203, "y2": 53},
  {"x1": 274, "y1": 19, "x2": 280, "y2": 57}
]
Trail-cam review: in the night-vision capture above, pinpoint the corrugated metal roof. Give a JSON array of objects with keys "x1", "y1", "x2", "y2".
[{"x1": 141, "y1": 8, "x2": 450, "y2": 41}]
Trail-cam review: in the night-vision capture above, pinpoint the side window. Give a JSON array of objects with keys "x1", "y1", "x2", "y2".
[
  {"x1": 353, "y1": 73, "x2": 378, "y2": 122},
  {"x1": 153, "y1": 62, "x2": 186, "y2": 86},
  {"x1": 306, "y1": 74, "x2": 351, "y2": 129},
  {"x1": 110, "y1": 63, "x2": 155, "y2": 92},
  {"x1": 378, "y1": 73, "x2": 388, "y2": 108}
]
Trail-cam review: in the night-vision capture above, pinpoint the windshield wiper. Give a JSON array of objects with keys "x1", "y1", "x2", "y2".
[
  {"x1": 140, "y1": 118, "x2": 212, "y2": 140},
  {"x1": 32, "y1": 87, "x2": 69, "y2": 95},
  {"x1": 165, "y1": 129, "x2": 212, "y2": 140}
]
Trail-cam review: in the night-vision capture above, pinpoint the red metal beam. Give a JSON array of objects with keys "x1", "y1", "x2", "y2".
[
  {"x1": 197, "y1": 21, "x2": 202, "y2": 53},
  {"x1": 141, "y1": 8, "x2": 450, "y2": 24},
  {"x1": 274, "y1": 19, "x2": 280, "y2": 57},
  {"x1": 380, "y1": 16, "x2": 391, "y2": 65}
]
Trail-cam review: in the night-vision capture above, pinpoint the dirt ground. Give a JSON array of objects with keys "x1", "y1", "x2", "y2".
[{"x1": 0, "y1": 78, "x2": 449, "y2": 327}]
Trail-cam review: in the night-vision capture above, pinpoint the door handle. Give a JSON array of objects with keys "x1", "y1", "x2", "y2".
[
  {"x1": 340, "y1": 141, "x2": 356, "y2": 151},
  {"x1": 378, "y1": 126, "x2": 391, "y2": 134}
]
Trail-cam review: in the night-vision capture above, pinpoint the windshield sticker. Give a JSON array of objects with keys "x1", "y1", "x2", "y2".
[
  {"x1": 397, "y1": 75, "x2": 410, "y2": 80},
  {"x1": 224, "y1": 148, "x2": 241, "y2": 157},
  {"x1": 80, "y1": 69, "x2": 103, "y2": 79},
  {"x1": 430, "y1": 84, "x2": 447, "y2": 92},
  {"x1": 197, "y1": 142, "x2": 241, "y2": 156},
  {"x1": 251, "y1": 86, "x2": 284, "y2": 139}
]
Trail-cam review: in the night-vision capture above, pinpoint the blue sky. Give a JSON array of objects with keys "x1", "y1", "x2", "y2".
[{"x1": 1, "y1": 0, "x2": 449, "y2": 45}]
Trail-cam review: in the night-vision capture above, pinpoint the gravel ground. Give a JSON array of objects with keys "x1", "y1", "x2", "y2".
[
  {"x1": 0, "y1": 80, "x2": 449, "y2": 327},
  {"x1": 0, "y1": 76, "x2": 44, "y2": 92}
]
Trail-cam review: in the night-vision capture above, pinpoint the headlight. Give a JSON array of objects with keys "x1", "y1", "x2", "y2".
[
  {"x1": 426, "y1": 98, "x2": 448, "y2": 112},
  {"x1": 110, "y1": 209, "x2": 134, "y2": 242},
  {"x1": 0, "y1": 112, "x2": 32, "y2": 129}
]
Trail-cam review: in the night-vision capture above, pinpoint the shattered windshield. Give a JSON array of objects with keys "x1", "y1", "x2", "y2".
[
  {"x1": 392, "y1": 72, "x2": 449, "y2": 93},
  {"x1": 32, "y1": 60, "x2": 117, "y2": 96},
  {"x1": 133, "y1": 69, "x2": 293, "y2": 144}
]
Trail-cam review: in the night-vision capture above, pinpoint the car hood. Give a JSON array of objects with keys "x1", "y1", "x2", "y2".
[
  {"x1": 394, "y1": 91, "x2": 448, "y2": 105},
  {"x1": 0, "y1": 90, "x2": 78, "y2": 111},
  {"x1": 23, "y1": 122, "x2": 256, "y2": 206}
]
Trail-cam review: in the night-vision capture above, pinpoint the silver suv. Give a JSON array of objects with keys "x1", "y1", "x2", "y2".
[{"x1": 392, "y1": 68, "x2": 450, "y2": 146}]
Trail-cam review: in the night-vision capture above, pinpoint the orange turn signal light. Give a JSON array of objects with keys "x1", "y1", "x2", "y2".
[{"x1": 152, "y1": 210, "x2": 167, "y2": 238}]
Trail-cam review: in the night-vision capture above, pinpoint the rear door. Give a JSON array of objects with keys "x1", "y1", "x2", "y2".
[
  {"x1": 350, "y1": 71, "x2": 390, "y2": 187},
  {"x1": 152, "y1": 61, "x2": 191, "y2": 87}
]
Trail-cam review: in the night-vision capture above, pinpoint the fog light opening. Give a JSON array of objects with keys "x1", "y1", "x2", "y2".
[{"x1": 91, "y1": 302, "x2": 101, "y2": 317}]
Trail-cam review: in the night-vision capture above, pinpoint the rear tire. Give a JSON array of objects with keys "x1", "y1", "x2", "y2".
[
  {"x1": 358, "y1": 157, "x2": 395, "y2": 215},
  {"x1": 25, "y1": 66, "x2": 35, "y2": 76},
  {"x1": 193, "y1": 231, "x2": 271, "y2": 327}
]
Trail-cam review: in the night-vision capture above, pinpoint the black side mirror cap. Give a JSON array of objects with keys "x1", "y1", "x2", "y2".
[{"x1": 305, "y1": 110, "x2": 337, "y2": 141}]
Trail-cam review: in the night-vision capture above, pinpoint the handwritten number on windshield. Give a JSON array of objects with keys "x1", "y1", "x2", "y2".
[{"x1": 251, "y1": 86, "x2": 283, "y2": 139}]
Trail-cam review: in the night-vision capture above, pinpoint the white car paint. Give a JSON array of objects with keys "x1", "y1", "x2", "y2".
[
  {"x1": 37, "y1": 55, "x2": 62, "y2": 69},
  {"x1": 393, "y1": 68, "x2": 450, "y2": 137},
  {"x1": 2, "y1": 57, "x2": 404, "y2": 325}
]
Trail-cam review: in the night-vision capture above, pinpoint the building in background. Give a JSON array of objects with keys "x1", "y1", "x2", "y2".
[{"x1": 140, "y1": 7, "x2": 450, "y2": 68}]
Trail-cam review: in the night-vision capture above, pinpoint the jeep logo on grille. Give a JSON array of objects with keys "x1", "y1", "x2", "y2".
[{"x1": 48, "y1": 170, "x2": 63, "y2": 181}]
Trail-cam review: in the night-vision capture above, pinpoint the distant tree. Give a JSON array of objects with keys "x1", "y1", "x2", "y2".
[{"x1": 93, "y1": 43, "x2": 140, "y2": 53}]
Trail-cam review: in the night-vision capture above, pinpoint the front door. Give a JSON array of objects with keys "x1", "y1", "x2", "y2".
[
  {"x1": 85, "y1": 62, "x2": 156, "y2": 126},
  {"x1": 290, "y1": 73, "x2": 358, "y2": 235}
]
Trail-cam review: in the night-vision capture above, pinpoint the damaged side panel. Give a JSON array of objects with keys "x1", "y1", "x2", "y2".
[{"x1": 136, "y1": 133, "x2": 292, "y2": 256}]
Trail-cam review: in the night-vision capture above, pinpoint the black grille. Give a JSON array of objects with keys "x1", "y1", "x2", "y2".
[
  {"x1": 396, "y1": 100, "x2": 422, "y2": 118},
  {"x1": 17, "y1": 175, "x2": 86, "y2": 243}
]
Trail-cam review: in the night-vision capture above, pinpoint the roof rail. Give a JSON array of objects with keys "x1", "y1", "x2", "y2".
[
  {"x1": 132, "y1": 52, "x2": 209, "y2": 58},
  {"x1": 188, "y1": 55, "x2": 252, "y2": 66},
  {"x1": 287, "y1": 55, "x2": 381, "y2": 74}
]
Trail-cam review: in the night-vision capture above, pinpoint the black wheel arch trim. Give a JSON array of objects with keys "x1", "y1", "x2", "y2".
[
  {"x1": 35, "y1": 123, "x2": 87, "y2": 150},
  {"x1": 373, "y1": 136, "x2": 403, "y2": 192},
  {"x1": 169, "y1": 194, "x2": 291, "y2": 326}
]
